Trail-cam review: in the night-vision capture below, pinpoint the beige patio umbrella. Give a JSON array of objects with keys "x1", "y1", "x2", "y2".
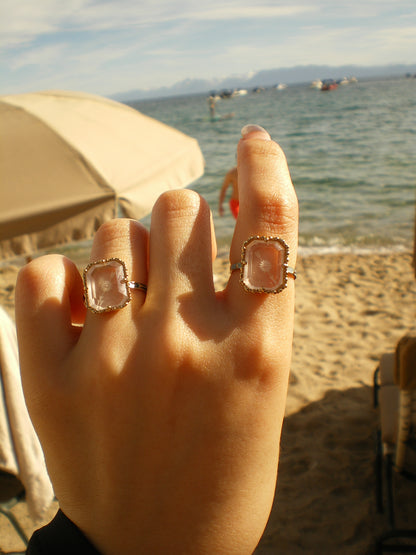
[{"x1": 0, "y1": 90, "x2": 204, "y2": 260}]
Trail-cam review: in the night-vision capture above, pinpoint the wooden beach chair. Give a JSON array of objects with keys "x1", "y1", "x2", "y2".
[{"x1": 374, "y1": 335, "x2": 416, "y2": 553}]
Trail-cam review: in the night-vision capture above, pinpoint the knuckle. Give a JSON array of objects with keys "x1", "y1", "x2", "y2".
[
  {"x1": 16, "y1": 254, "x2": 63, "y2": 298},
  {"x1": 239, "y1": 139, "x2": 299, "y2": 224},
  {"x1": 154, "y1": 189, "x2": 202, "y2": 220},
  {"x1": 239, "y1": 135, "x2": 285, "y2": 164},
  {"x1": 94, "y1": 218, "x2": 131, "y2": 245},
  {"x1": 257, "y1": 191, "x2": 299, "y2": 229}
]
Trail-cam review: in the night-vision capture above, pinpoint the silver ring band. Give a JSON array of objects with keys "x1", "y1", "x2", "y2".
[{"x1": 127, "y1": 281, "x2": 147, "y2": 292}]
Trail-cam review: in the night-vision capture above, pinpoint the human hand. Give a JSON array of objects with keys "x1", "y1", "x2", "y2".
[{"x1": 15, "y1": 124, "x2": 298, "y2": 554}]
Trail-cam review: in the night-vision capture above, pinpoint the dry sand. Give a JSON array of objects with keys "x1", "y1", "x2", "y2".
[{"x1": 1, "y1": 250, "x2": 416, "y2": 554}]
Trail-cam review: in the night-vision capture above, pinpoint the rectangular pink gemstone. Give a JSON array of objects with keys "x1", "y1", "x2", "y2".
[
  {"x1": 242, "y1": 239, "x2": 285, "y2": 292},
  {"x1": 85, "y1": 259, "x2": 130, "y2": 312}
]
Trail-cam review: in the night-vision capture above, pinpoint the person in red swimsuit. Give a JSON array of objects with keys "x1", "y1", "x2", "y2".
[{"x1": 218, "y1": 166, "x2": 239, "y2": 219}]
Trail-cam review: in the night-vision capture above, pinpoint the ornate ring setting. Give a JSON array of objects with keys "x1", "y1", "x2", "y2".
[
  {"x1": 230, "y1": 236, "x2": 296, "y2": 294},
  {"x1": 83, "y1": 258, "x2": 147, "y2": 313}
]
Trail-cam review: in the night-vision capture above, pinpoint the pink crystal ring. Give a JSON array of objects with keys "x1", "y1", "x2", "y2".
[
  {"x1": 230, "y1": 236, "x2": 296, "y2": 294},
  {"x1": 83, "y1": 258, "x2": 147, "y2": 313}
]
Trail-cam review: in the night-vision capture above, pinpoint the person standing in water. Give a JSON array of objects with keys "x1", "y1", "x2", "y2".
[
  {"x1": 218, "y1": 166, "x2": 239, "y2": 219},
  {"x1": 208, "y1": 95, "x2": 217, "y2": 119}
]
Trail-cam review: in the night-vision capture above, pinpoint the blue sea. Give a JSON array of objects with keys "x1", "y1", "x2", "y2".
[{"x1": 129, "y1": 77, "x2": 415, "y2": 255}]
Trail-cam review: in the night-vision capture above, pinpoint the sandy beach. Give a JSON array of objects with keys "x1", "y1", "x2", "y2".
[{"x1": 1, "y1": 249, "x2": 416, "y2": 554}]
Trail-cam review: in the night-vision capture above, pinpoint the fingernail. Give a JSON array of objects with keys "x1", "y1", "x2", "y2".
[{"x1": 241, "y1": 124, "x2": 271, "y2": 140}]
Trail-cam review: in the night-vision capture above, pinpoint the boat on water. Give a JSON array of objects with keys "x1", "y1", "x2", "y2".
[
  {"x1": 232, "y1": 89, "x2": 247, "y2": 97},
  {"x1": 219, "y1": 89, "x2": 233, "y2": 99},
  {"x1": 311, "y1": 76, "x2": 357, "y2": 90},
  {"x1": 338, "y1": 77, "x2": 350, "y2": 85},
  {"x1": 211, "y1": 88, "x2": 248, "y2": 99},
  {"x1": 275, "y1": 83, "x2": 287, "y2": 90},
  {"x1": 321, "y1": 79, "x2": 338, "y2": 91},
  {"x1": 310, "y1": 79, "x2": 323, "y2": 90}
]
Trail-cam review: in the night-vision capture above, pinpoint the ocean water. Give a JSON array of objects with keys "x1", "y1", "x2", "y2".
[{"x1": 129, "y1": 77, "x2": 415, "y2": 255}]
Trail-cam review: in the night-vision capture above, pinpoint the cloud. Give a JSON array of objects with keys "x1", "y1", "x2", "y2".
[
  {"x1": 0, "y1": 0, "x2": 86, "y2": 48},
  {"x1": 3, "y1": 0, "x2": 413, "y2": 52},
  {"x1": 1, "y1": 0, "x2": 416, "y2": 96},
  {"x1": 186, "y1": 5, "x2": 317, "y2": 21},
  {"x1": 370, "y1": 25, "x2": 416, "y2": 59},
  {"x1": 9, "y1": 43, "x2": 67, "y2": 70},
  {"x1": 264, "y1": 22, "x2": 416, "y2": 67},
  {"x1": 1, "y1": 1, "x2": 317, "y2": 50}
]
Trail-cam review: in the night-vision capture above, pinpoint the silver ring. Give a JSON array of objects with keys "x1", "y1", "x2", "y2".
[
  {"x1": 230, "y1": 236, "x2": 296, "y2": 294},
  {"x1": 127, "y1": 281, "x2": 147, "y2": 292},
  {"x1": 83, "y1": 258, "x2": 147, "y2": 313}
]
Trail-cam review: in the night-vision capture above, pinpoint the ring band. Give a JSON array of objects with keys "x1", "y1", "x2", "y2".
[
  {"x1": 230, "y1": 236, "x2": 296, "y2": 294},
  {"x1": 127, "y1": 281, "x2": 147, "y2": 292},
  {"x1": 83, "y1": 258, "x2": 147, "y2": 313}
]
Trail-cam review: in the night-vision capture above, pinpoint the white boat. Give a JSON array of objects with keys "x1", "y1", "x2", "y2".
[
  {"x1": 232, "y1": 89, "x2": 248, "y2": 97},
  {"x1": 276, "y1": 83, "x2": 287, "y2": 90},
  {"x1": 310, "y1": 79, "x2": 323, "y2": 89}
]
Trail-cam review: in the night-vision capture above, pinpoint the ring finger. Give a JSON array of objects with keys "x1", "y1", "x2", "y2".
[
  {"x1": 227, "y1": 125, "x2": 298, "y2": 318},
  {"x1": 82, "y1": 218, "x2": 149, "y2": 331}
]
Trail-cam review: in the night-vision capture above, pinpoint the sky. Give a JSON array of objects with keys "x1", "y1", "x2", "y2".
[{"x1": 1, "y1": 0, "x2": 415, "y2": 97}]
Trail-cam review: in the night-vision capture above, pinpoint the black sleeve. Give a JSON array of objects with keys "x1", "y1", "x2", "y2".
[{"x1": 26, "y1": 510, "x2": 101, "y2": 554}]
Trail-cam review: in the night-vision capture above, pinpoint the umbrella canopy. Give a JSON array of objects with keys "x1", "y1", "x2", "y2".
[{"x1": 0, "y1": 90, "x2": 204, "y2": 260}]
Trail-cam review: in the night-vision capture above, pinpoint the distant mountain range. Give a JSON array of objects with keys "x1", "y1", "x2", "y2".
[{"x1": 112, "y1": 63, "x2": 416, "y2": 102}]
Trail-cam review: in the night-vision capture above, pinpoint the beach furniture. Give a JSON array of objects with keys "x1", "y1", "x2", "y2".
[
  {"x1": 0, "y1": 90, "x2": 204, "y2": 261},
  {"x1": 374, "y1": 336, "x2": 416, "y2": 553},
  {"x1": 0, "y1": 307, "x2": 54, "y2": 551}
]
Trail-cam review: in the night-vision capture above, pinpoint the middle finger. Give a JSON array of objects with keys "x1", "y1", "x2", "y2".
[{"x1": 148, "y1": 189, "x2": 216, "y2": 308}]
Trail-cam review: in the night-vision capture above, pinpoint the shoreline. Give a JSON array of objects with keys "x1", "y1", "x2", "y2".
[
  {"x1": 2, "y1": 230, "x2": 413, "y2": 272},
  {"x1": 2, "y1": 249, "x2": 416, "y2": 553}
]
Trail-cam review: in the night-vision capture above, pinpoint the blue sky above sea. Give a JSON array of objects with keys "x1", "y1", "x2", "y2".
[{"x1": 1, "y1": 1, "x2": 415, "y2": 97}]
